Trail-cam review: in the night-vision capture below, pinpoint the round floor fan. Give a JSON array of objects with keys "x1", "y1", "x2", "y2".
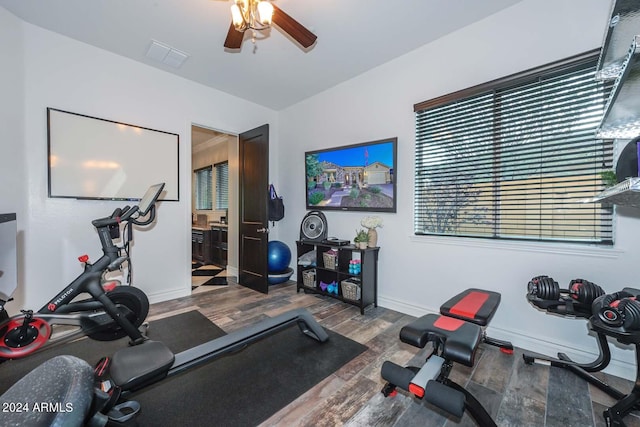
[{"x1": 300, "y1": 211, "x2": 328, "y2": 242}]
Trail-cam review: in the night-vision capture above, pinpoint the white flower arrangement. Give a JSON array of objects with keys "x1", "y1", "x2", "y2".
[{"x1": 361, "y1": 215, "x2": 383, "y2": 229}]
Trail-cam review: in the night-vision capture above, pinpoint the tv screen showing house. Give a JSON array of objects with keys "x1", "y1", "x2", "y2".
[{"x1": 305, "y1": 138, "x2": 397, "y2": 212}]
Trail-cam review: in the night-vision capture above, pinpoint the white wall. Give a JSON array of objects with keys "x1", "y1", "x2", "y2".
[
  {"x1": 278, "y1": 0, "x2": 640, "y2": 379},
  {"x1": 1, "y1": 10, "x2": 278, "y2": 311},
  {"x1": 0, "y1": 8, "x2": 27, "y2": 304}
]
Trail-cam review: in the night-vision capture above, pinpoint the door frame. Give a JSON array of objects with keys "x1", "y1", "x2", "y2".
[{"x1": 190, "y1": 124, "x2": 239, "y2": 280}]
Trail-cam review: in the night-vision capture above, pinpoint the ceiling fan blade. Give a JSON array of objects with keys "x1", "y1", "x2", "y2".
[
  {"x1": 224, "y1": 22, "x2": 244, "y2": 49},
  {"x1": 271, "y1": 4, "x2": 317, "y2": 48}
]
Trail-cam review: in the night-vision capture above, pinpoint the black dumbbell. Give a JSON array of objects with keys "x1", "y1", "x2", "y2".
[
  {"x1": 568, "y1": 279, "x2": 605, "y2": 305},
  {"x1": 528, "y1": 275, "x2": 560, "y2": 300},
  {"x1": 594, "y1": 291, "x2": 640, "y2": 330}
]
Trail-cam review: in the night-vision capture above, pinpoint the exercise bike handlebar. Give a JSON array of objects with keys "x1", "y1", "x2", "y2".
[{"x1": 91, "y1": 185, "x2": 163, "y2": 230}]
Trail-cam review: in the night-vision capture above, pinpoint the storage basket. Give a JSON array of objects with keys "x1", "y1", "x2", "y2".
[
  {"x1": 323, "y1": 252, "x2": 337, "y2": 270},
  {"x1": 341, "y1": 279, "x2": 361, "y2": 301},
  {"x1": 302, "y1": 269, "x2": 316, "y2": 288}
]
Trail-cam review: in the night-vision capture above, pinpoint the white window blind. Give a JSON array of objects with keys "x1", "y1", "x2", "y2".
[
  {"x1": 414, "y1": 52, "x2": 614, "y2": 244},
  {"x1": 215, "y1": 161, "x2": 229, "y2": 210},
  {"x1": 195, "y1": 166, "x2": 212, "y2": 210}
]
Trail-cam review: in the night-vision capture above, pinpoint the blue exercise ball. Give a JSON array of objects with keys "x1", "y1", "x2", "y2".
[{"x1": 268, "y1": 240, "x2": 291, "y2": 273}]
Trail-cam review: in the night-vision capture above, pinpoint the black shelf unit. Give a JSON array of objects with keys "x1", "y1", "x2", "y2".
[{"x1": 296, "y1": 241, "x2": 379, "y2": 314}]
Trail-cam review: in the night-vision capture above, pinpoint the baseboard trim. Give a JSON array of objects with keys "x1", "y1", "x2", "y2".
[
  {"x1": 146, "y1": 287, "x2": 191, "y2": 305},
  {"x1": 378, "y1": 295, "x2": 636, "y2": 381},
  {"x1": 226, "y1": 265, "x2": 238, "y2": 278}
]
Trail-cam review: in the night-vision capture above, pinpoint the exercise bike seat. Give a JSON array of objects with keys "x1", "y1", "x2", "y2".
[
  {"x1": 400, "y1": 314, "x2": 482, "y2": 367},
  {"x1": 440, "y1": 288, "x2": 501, "y2": 326},
  {"x1": 110, "y1": 340, "x2": 175, "y2": 391}
]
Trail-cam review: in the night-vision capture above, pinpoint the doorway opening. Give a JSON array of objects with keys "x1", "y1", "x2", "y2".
[{"x1": 191, "y1": 125, "x2": 238, "y2": 293}]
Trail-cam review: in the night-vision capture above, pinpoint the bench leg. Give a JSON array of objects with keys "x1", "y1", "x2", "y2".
[{"x1": 483, "y1": 334, "x2": 514, "y2": 354}]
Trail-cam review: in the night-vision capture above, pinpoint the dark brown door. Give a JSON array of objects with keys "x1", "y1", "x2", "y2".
[{"x1": 238, "y1": 124, "x2": 269, "y2": 293}]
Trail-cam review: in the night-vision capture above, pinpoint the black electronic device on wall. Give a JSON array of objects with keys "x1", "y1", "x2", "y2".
[{"x1": 616, "y1": 136, "x2": 639, "y2": 182}]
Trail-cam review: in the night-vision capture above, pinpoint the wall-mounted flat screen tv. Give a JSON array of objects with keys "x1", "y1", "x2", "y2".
[
  {"x1": 47, "y1": 108, "x2": 179, "y2": 201},
  {"x1": 305, "y1": 137, "x2": 397, "y2": 213}
]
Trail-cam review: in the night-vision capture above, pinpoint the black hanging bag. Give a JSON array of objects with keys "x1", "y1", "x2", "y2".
[{"x1": 269, "y1": 184, "x2": 285, "y2": 222}]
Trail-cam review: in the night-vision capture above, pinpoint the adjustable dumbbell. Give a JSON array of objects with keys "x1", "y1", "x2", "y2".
[
  {"x1": 527, "y1": 275, "x2": 560, "y2": 300},
  {"x1": 568, "y1": 279, "x2": 605, "y2": 305},
  {"x1": 594, "y1": 291, "x2": 640, "y2": 330}
]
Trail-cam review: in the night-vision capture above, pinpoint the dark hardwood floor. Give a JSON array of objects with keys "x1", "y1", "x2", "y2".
[{"x1": 156, "y1": 279, "x2": 640, "y2": 426}]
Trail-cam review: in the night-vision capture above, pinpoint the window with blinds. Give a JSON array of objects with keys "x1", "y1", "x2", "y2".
[
  {"x1": 195, "y1": 166, "x2": 212, "y2": 210},
  {"x1": 414, "y1": 52, "x2": 614, "y2": 244},
  {"x1": 215, "y1": 161, "x2": 229, "y2": 210}
]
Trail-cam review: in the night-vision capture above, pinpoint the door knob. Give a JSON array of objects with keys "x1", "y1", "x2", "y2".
[{"x1": 257, "y1": 227, "x2": 269, "y2": 233}]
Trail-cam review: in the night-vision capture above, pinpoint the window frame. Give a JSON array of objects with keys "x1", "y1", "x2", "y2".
[{"x1": 413, "y1": 49, "x2": 614, "y2": 245}]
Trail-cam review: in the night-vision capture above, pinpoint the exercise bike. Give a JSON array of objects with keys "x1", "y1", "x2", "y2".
[{"x1": 0, "y1": 183, "x2": 165, "y2": 360}]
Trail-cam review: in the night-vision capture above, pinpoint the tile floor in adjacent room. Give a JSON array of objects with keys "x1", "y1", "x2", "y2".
[
  {"x1": 191, "y1": 263, "x2": 232, "y2": 293},
  {"x1": 149, "y1": 278, "x2": 640, "y2": 427}
]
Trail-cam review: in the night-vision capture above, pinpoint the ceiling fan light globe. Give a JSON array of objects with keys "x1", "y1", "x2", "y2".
[
  {"x1": 257, "y1": 1, "x2": 274, "y2": 26},
  {"x1": 230, "y1": 4, "x2": 246, "y2": 30}
]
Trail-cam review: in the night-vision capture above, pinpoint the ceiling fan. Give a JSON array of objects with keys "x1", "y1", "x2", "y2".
[{"x1": 223, "y1": 0, "x2": 317, "y2": 50}]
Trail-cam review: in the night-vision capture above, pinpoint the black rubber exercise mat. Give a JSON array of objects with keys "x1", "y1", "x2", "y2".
[
  {"x1": 0, "y1": 310, "x2": 225, "y2": 394},
  {"x1": 131, "y1": 324, "x2": 367, "y2": 426},
  {"x1": 0, "y1": 310, "x2": 367, "y2": 426}
]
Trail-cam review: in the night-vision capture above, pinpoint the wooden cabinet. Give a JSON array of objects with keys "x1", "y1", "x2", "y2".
[
  {"x1": 209, "y1": 225, "x2": 228, "y2": 267},
  {"x1": 192, "y1": 229, "x2": 206, "y2": 263},
  {"x1": 193, "y1": 226, "x2": 228, "y2": 266},
  {"x1": 296, "y1": 241, "x2": 379, "y2": 314}
]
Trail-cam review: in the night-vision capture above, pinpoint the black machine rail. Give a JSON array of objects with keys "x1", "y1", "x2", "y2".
[
  {"x1": 170, "y1": 308, "x2": 328, "y2": 376},
  {"x1": 109, "y1": 308, "x2": 330, "y2": 393}
]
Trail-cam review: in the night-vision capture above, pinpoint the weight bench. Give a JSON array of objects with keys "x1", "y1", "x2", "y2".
[
  {"x1": 381, "y1": 288, "x2": 511, "y2": 426},
  {"x1": 440, "y1": 288, "x2": 513, "y2": 354}
]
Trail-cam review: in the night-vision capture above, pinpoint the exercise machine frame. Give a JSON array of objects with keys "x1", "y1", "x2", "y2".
[
  {"x1": 0, "y1": 183, "x2": 165, "y2": 359},
  {"x1": 0, "y1": 307, "x2": 329, "y2": 426},
  {"x1": 524, "y1": 288, "x2": 628, "y2": 402}
]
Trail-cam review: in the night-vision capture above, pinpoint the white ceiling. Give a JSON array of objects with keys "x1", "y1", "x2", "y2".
[{"x1": 0, "y1": 0, "x2": 523, "y2": 110}]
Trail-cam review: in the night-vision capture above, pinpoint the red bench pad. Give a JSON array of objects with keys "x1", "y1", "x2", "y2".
[
  {"x1": 440, "y1": 288, "x2": 501, "y2": 326},
  {"x1": 399, "y1": 314, "x2": 482, "y2": 367}
]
